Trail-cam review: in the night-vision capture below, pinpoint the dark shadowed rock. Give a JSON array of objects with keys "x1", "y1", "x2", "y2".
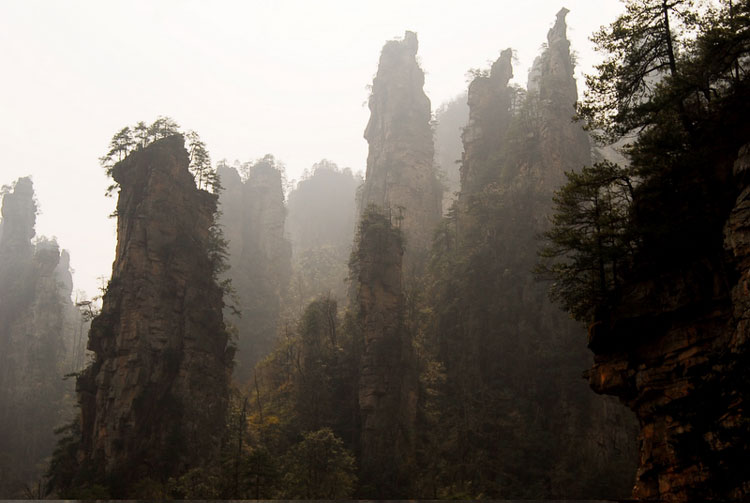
[
  {"x1": 352, "y1": 208, "x2": 417, "y2": 497},
  {"x1": 588, "y1": 142, "x2": 750, "y2": 501},
  {"x1": 75, "y1": 135, "x2": 231, "y2": 494}
]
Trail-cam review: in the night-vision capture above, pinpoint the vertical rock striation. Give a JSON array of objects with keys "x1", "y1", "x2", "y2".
[
  {"x1": 0, "y1": 178, "x2": 74, "y2": 496},
  {"x1": 362, "y1": 31, "x2": 442, "y2": 266},
  {"x1": 459, "y1": 48, "x2": 514, "y2": 198},
  {"x1": 533, "y1": 8, "x2": 591, "y2": 192},
  {"x1": 217, "y1": 158, "x2": 291, "y2": 381},
  {"x1": 352, "y1": 208, "x2": 417, "y2": 497},
  {"x1": 435, "y1": 9, "x2": 637, "y2": 498},
  {"x1": 434, "y1": 93, "x2": 468, "y2": 213},
  {"x1": 76, "y1": 135, "x2": 231, "y2": 494}
]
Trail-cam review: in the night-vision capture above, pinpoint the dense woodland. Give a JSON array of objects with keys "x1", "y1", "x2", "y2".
[{"x1": 0, "y1": 0, "x2": 749, "y2": 500}]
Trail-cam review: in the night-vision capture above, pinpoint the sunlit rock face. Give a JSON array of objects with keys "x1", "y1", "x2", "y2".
[
  {"x1": 352, "y1": 209, "x2": 417, "y2": 497},
  {"x1": 362, "y1": 31, "x2": 442, "y2": 268},
  {"x1": 0, "y1": 178, "x2": 73, "y2": 496},
  {"x1": 217, "y1": 161, "x2": 291, "y2": 382},
  {"x1": 588, "y1": 143, "x2": 750, "y2": 502},
  {"x1": 76, "y1": 135, "x2": 231, "y2": 493}
]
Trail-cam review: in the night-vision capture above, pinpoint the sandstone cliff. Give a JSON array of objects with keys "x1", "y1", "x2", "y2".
[
  {"x1": 217, "y1": 158, "x2": 291, "y2": 381},
  {"x1": 362, "y1": 31, "x2": 442, "y2": 266},
  {"x1": 460, "y1": 48, "x2": 514, "y2": 198},
  {"x1": 0, "y1": 178, "x2": 75, "y2": 496},
  {"x1": 587, "y1": 142, "x2": 750, "y2": 501},
  {"x1": 352, "y1": 208, "x2": 417, "y2": 497},
  {"x1": 429, "y1": 9, "x2": 637, "y2": 497},
  {"x1": 533, "y1": 8, "x2": 592, "y2": 192},
  {"x1": 75, "y1": 135, "x2": 231, "y2": 494}
]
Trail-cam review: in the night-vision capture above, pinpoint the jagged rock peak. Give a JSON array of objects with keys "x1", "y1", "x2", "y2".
[
  {"x1": 542, "y1": 7, "x2": 577, "y2": 106},
  {"x1": 0, "y1": 177, "x2": 36, "y2": 254},
  {"x1": 490, "y1": 48, "x2": 514, "y2": 85},
  {"x1": 459, "y1": 48, "x2": 515, "y2": 196},
  {"x1": 362, "y1": 30, "x2": 441, "y2": 265},
  {"x1": 380, "y1": 30, "x2": 419, "y2": 59},
  {"x1": 549, "y1": 7, "x2": 570, "y2": 45},
  {"x1": 75, "y1": 134, "x2": 230, "y2": 494}
]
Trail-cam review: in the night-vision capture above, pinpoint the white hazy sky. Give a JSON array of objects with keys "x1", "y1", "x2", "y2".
[{"x1": 0, "y1": 0, "x2": 624, "y2": 298}]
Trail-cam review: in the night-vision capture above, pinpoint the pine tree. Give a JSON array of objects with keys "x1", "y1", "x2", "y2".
[
  {"x1": 537, "y1": 162, "x2": 635, "y2": 321},
  {"x1": 578, "y1": 0, "x2": 698, "y2": 140}
]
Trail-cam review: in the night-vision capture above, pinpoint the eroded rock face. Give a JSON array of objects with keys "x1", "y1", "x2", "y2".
[
  {"x1": 588, "y1": 143, "x2": 750, "y2": 501},
  {"x1": 0, "y1": 177, "x2": 35, "y2": 255},
  {"x1": 434, "y1": 94, "x2": 468, "y2": 213},
  {"x1": 460, "y1": 48, "x2": 514, "y2": 198},
  {"x1": 441, "y1": 9, "x2": 637, "y2": 497},
  {"x1": 353, "y1": 209, "x2": 417, "y2": 496},
  {"x1": 362, "y1": 31, "x2": 442, "y2": 266},
  {"x1": 533, "y1": 8, "x2": 591, "y2": 192},
  {"x1": 76, "y1": 135, "x2": 231, "y2": 493},
  {"x1": 217, "y1": 160, "x2": 291, "y2": 381},
  {"x1": 0, "y1": 179, "x2": 74, "y2": 496}
]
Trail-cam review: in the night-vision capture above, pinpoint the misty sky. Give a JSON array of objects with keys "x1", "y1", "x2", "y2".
[{"x1": 0, "y1": 0, "x2": 624, "y2": 298}]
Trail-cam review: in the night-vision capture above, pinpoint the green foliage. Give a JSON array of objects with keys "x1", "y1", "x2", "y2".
[
  {"x1": 212, "y1": 295, "x2": 359, "y2": 497},
  {"x1": 99, "y1": 117, "x2": 220, "y2": 195},
  {"x1": 280, "y1": 428, "x2": 357, "y2": 499},
  {"x1": 562, "y1": 0, "x2": 750, "y2": 319},
  {"x1": 578, "y1": 0, "x2": 699, "y2": 140},
  {"x1": 537, "y1": 162, "x2": 635, "y2": 322},
  {"x1": 348, "y1": 204, "x2": 403, "y2": 278},
  {"x1": 166, "y1": 467, "x2": 222, "y2": 499},
  {"x1": 186, "y1": 129, "x2": 218, "y2": 192},
  {"x1": 45, "y1": 418, "x2": 111, "y2": 499},
  {"x1": 413, "y1": 28, "x2": 642, "y2": 498},
  {"x1": 44, "y1": 420, "x2": 81, "y2": 497}
]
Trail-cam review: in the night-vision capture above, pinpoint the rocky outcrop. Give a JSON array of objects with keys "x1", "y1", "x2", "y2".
[
  {"x1": 533, "y1": 8, "x2": 591, "y2": 191},
  {"x1": 459, "y1": 48, "x2": 514, "y2": 198},
  {"x1": 433, "y1": 9, "x2": 638, "y2": 498},
  {"x1": 587, "y1": 143, "x2": 750, "y2": 501},
  {"x1": 352, "y1": 208, "x2": 417, "y2": 497},
  {"x1": 217, "y1": 157, "x2": 291, "y2": 381},
  {"x1": 362, "y1": 31, "x2": 442, "y2": 266},
  {"x1": 75, "y1": 135, "x2": 231, "y2": 494},
  {"x1": 0, "y1": 179, "x2": 74, "y2": 496},
  {"x1": 0, "y1": 177, "x2": 35, "y2": 255},
  {"x1": 55, "y1": 249, "x2": 90, "y2": 374}
]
